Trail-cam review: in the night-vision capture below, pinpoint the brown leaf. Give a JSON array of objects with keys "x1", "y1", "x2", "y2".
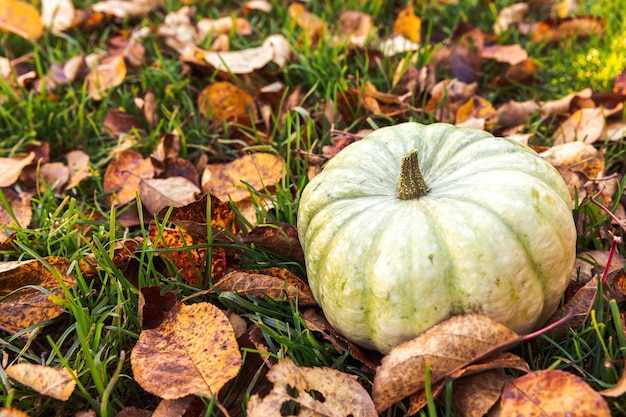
[
  {"x1": 540, "y1": 88, "x2": 593, "y2": 118},
  {"x1": 455, "y1": 95, "x2": 497, "y2": 130},
  {"x1": 0, "y1": 188, "x2": 32, "y2": 245},
  {"x1": 131, "y1": 302, "x2": 242, "y2": 400},
  {"x1": 139, "y1": 177, "x2": 201, "y2": 215},
  {"x1": 532, "y1": 16, "x2": 605, "y2": 44},
  {"x1": 337, "y1": 10, "x2": 375, "y2": 47},
  {"x1": 493, "y1": 3, "x2": 528, "y2": 34},
  {"x1": 177, "y1": 34, "x2": 290, "y2": 74},
  {"x1": 481, "y1": 44, "x2": 528, "y2": 66},
  {"x1": 613, "y1": 68, "x2": 626, "y2": 94},
  {"x1": 41, "y1": 0, "x2": 75, "y2": 34},
  {"x1": 0, "y1": 407, "x2": 31, "y2": 417},
  {"x1": 197, "y1": 82, "x2": 257, "y2": 125},
  {"x1": 103, "y1": 150, "x2": 155, "y2": 206},
  {"x1": 372, "y1": 314, "x2": 518, "y2": 413},
  {"x1": 0, "y1": 257, "x2": 75, "y2": 334},
  {"x1": 201, "y1": 153, "x2": 285, "y2": 202},
  {"x1": 5, "y1": 364, "x2": 76, "y2": 400},
  {"x1": 138, "y1": 286, "x2": 177, "y2": 330},
  {"x1": 0, "y1": 0, "x2": 44, "y2": 40},
  {"x1": 90, "y1": 0, "x2": 159, "y2": 18},
  {"x1": 425, "y1": 79, "x2": 478, "y2": 123},
  {"x1": 246, "y1": 358, "x2": 377, "y2": 417},
  {"x1": 86, "y1": 54, "x2": 127, "y2": 100},
  {"x1": 0, "y1": 152, "x2": 35, "y2": 187},
  {"x1": 214, "y1": 267, "x2": 316, "y2": 306},
  {"x1": 242, "y1": 222, "x2": 304, "y2": 262},
  {"x1": 393, "y1": 7, "x2": 421, "y2": 44},
  {"x1": 599, "y1": 367, "x2": 626, "y2": 397},
  {"x1": 500, "y1": 370, "x2": 611, "y2": 416},
  {"x1": 103, "y1": 109, "x2": 145, "y2": 137},
  {"x1": 492, "y1": 58, "x2": 539, "y2": 86},
  {"x1": 288, "y1": 3, "x2": 327, "y2": 42},
  {"x1": 197, "y1": 16, "x2": 252, "y2": 40},
  {"x1": 453, "y1": 370, "x2": 513, "y2": 417},
  {"x1": 553, "y1": 107, "x2": 605, "y2": 145},
  {"x1": 495, "y1": 100, "x2": 540, "y2": 130},
  {"x1": 64, "y1": 150, "x2": 91, "y2": 190}
]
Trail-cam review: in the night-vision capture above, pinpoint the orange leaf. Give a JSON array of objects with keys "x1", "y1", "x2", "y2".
[
  {"x1": 87, "y1": 55, "x2": 127, "y2": 100},
  {"x1": 5, "y1": 364, "x2": 76, "y2": 400},
  {"x1": 500, "y1": 370, "x2": 611, "y2": 416},
  {"x1": 197, "y1": 82, "x2": 257, "y2": 125},
  {"x1": 130, "y1": 302, "x2": 242, "y2": 400},
  {"x1": 0, "y1": 0, "x2": 43, "y2": 40},
  {"x1": 0, "y1": 257, "x2": 75, "y2": 334},
  {"x1": 103, "y1": 150, "x2": 155, "y2": 206},
  {"x1": 0, "y1": 188, "x2": 32, "y2": 245},
  {"x1": 0, "y1": 152, "x2": 35, "y2": 187},
  {"x1": 393, "y1": 7, "x2": 421, "y2": 44}
]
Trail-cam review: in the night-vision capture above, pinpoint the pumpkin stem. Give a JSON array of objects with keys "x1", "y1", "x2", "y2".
[{"x1": 397, "y1": 149, "x2": 428, "y2": 200}]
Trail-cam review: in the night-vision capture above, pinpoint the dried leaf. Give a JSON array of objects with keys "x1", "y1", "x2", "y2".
[
  {"x1": 64, "y1": 150, "x2": 91, "y2": 190},
  {"x1": 242, "y1": 222, "x2": 304, "y2": 262},
  {"x1": 139, "y1": 177, "x2": 201, "y2": 215},
  {"x1": 0, "y1": 0, "x2": 43, "y2": 40},
  {"x1": 337, "y1": 10, "x2": 375, "y2": 47},
  {"x1": 201, "y1": 153, "x2": 284, "y2": 202},
  {"x1": 553, "y1": 107, "x2": 605, "y2": 145},
  {"x1": 197, "y1": 82, "x2": 257, "y2": 125},
  {"x1": 481, "y1": 44, "x2": 528, "y2": 66},
  {"x1": 0, "y1": 152, "x2": 35, "y2": 188},
  {"x1": 178, "y1": 34, "x2": 290, "y2": 74},
  {"x1": 90, "y1": 0, "x2": 159, "y2": 18},
  {"x1": 496, "y1": 100, "x2": 540, "y2": 129},
  {"x1": 86, "y1": 55, "x2": 127, "y2": 100},
  {"x1": 5, "y1": 364, "x2": 76, "y2": 400},
  {"x1": 393, "y1": 7, "x2": 421, "y2": 44},
  {"x1": 0, "y1": 257, "x2": 75, "y2": 334},
  {"x1": 41, "y1": 0, "x2": 75, "y2": 34},
  {"x1": 103, "y1": 109, "x2": 145, "y2": 137},
  {"x1": 599, "y1": 367, "x2": 626, "y2": 397},
  {"x1": 215, "y1": 267, "x2": 316, "y2": 306},
  {"x1": 540, "y1": 88, "x2": 593, "y2": 118},
  {"x1": 500, "y1": 370, "x2": 611, "y2": 416},
  {"x1": 455, "y1": 95, "x2": 497, "y2": 129},
  {"x1": 288, "y1": 3, "x2": 327, "y2": 41},
  {"x1": 131, "y1": 302, "x2": 242, "y2": 400},
  {"x1": 493, "y1": 3, "x2": 528, "y2": 34},
  {"x1": 138, "y1": 286, "x2": 177, "y2": 330},
  {"x1": 372, "y1": 314, "x2": 518, "y2": 413},
  {"x1": 197, "y1": 16, "x2": 252, "y2": 40},
  {"x1": 0, "y1": 407, "x2": 31, "y2": 417},
  {"x1": 0, "y1": 188, "x2": 32, "y2": 245},
  {"x1": 247, "y1": 358, "x2": 377, "y2": 417},
  {"x1": 532, "y1": 16, "x2": 605, "y2": 44},
  {"x1": 453, "y1": 370, "x2": 513, "y2": 417},
  {"x1": 103, "y1": 150, "x2": 155, "y2": 206}
]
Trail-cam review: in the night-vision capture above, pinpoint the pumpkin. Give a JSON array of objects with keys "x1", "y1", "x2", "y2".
[{"x1": 297, "y1": 122, "x2": 576, "y2": 353}]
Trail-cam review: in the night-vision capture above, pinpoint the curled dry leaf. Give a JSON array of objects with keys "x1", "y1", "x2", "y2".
[
  {"x1": 481, "y1": 44, "x2": 528, "y2": 66},
  {"x1": 372, "y1": 314, "x2": 518, "y2": 413},
  {"x1": 178, "y1": 34, "x2": 290, "y2": 74},
  {"x1": 138, "y1": 285, "x2": 177, "y2": 330},
  {"x1": 453, "y1": 370, "x2": 513, "y2": 417},
  {"x1": 41, "y1": 0, "x2": 75, "y2": 34},
  {"x1": 0, "y1": 152, "x2": 35, "y2": 188},
  {"x1": 532, "y1": 16, "x2": 605, "y2": 44},
  {"x1": 214, "y1": 267, "x2": 316, "y2": 306},
  {"x1": 500, "y1": 370, "x2": 611, "y2": 416},
  {"x1": 493, "y1": 3, "x2": 528, "y2": 34},
  {"x1": 337, "y1": 10, "x2": 375, "y2": 47},
  {"x1": 5, "y1": 364, "x2": 76, "y2": 401},
  {"x1": 197, "y1": 16, "x2": 252, "y2": 40},
  {"x1": 86, "y1": 54, "x2": 127, "y2": 100},
  {"x1": 553, "y1": 107, "x2": 605, "y2": 145},
  {"x1": 0, "y1": 257, "x2": 75, "y2": 334},
  {"x1": 131, "y1": 302, "x2": 242, "y2": 400},
  {"x1": 288, "y1": 3, "x2": 327, "y2": 41},
  {"x1": 496, "y1": 100, "x2": 539, "y2": 130},
  {"x1": 242, "y1": 222, "x2": 304, "y2": 262},
  {"x1": 64, "y1": 150, "x2": 91, "y2": 190},
  {"x1": 247, "y1": 357, "x2": 377, "y2": 417},
  {"x1": 197, "y1": 82, "x2": 257, "y2": 125},
  {"x1": 0, "y1": 0, "x2": 44, "y2": 40},
  {"x1": 201, "y1": 153, "x2": 285, "y2": 202},
  {"x1": 393, "y1": 6, "x2": 421, "y2": 44},
  {"x1": 90, "y1": 0, "x2": 159, "y2": 19}
]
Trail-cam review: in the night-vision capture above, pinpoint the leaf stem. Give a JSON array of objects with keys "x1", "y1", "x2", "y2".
[{"x1": 397, "y1": 149, "x2": 428, "y2": 200}]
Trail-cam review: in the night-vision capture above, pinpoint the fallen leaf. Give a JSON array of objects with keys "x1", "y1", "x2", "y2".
[
  {"x1": 372, "y1": 314, "x2": 518, "y2": 413},
  {"x1": 0, "y1": 407, "x2": 31, "y2": 417},
  {"x1": 103, "y1": 150, "x2": 155, "y2": 206},
  {"x1": 600, "y1": 367, "x2": 626, "y2": 397},
  {"x1": 138, "y1": 285, "x2": 177, "y2": 330},
  {"x1": 247, "y1": 358, "x2": 377, "y2": 417},
  {"x1": 0, "y1": 188, "x2": 32, "y2": 244},
  {"x1": 481, "y1": 44, "x2": 528, "y2": 66},
  {"x1": 197, "y1": 16, "x2": 252, "y2": 40},
  {"x1": 178, "y1": 34, "x2": 290, "y2": 74},
  {"x1": 495, "y1": 100, "x2": 540, "y2": 129},
  {"x1": 425, "y1": 79, "x2": 478, "y2": 123},
  {"x1": 90, "y1": 0, "x2": 159, "y2": 18},
  {"x1": 64, "y1": 150, "x2": 91, "y2": 190},
  {"x1": 493, "y1": 3, "x2": 528, "y2": 34},
  {"x1": 139, "y1": 177, "x2": 201, "y2": 215},
  {"x1": 500, "y1": 370, "x2": 611, "y2": 416},
  {"x1": 152, "y1": 396, "x2": 196, "y2": 417},
  {"x1": 553, "y1": 107, "x2": 605, "y2": 145},
  {"x1": 201, "y1": 153, "x2": 285, "y2": 202},
  {"x1": 0, "y1": 0, "x2": 44, "y2": 40},
  {"x1": 5, "y1": 364, "x2": 76, "y2": 400},
  {"x1": 455, "y1": 95, "x2": 497, "y2": 129},
  {"x1": 393, "y1": 7, "x2": 421, "y2": 44},
  {"x1": 242, "y1": 222, "x2": 304, "y2": 262},
  {"x1": 131, "y1": 302, "x2": 242, "y2": 400},
  {"x1": 103, "y1": 109, "x2": 145, "y2": 137},
  {"x1": 288, "y1": 3, "x2": 327, "y2": 41},
  {"x1": 540, "y1": 88, "x2": 593, "y2": 118},
  {"x1": 197, "y1": 82, "x2": 257, "y2": 125},
  {"x1": 214, "y1": 267, "x2": 316, "y2": 306},
  {"x1": 0, "y1": 257, "x2": 75, "y2": 334},
  {"x1": 453, "y1": 370, "x2": 513, "y2": 417},
  {"x1": 41, "y1": 0, "x2": 75, "y2": 34},
  {"x1": 337, "y1": 10, "x2": 375, "y2": 47},
  {"x1": 532, "y1": 16, "x2": 605, "y2": 44},
  {"x1": 86, "y1": 54, "x2": 127, "y2": 100},
  {"x1": 0, "y1": 153, "x2": 35, "y2": 187}
]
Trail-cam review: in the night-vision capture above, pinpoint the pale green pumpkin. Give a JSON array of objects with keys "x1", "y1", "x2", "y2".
[{"x1": 297, "y1": 122, "x2": 576, "y2": 353}]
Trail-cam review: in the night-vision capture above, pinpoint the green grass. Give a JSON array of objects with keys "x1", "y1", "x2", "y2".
[{"x1": 1, "y1": 0, "x2": 626, "y2": 415}]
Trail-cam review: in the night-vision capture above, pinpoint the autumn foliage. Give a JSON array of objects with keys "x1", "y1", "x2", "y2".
[{"x1": 1, "y1": 0, "x2": 626, "y2": 416}]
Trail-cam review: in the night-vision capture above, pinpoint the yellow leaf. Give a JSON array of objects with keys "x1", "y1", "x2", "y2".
[
  {"x1": 5, "y1": 364, "x2": 76, "y2": 401},
  {"x1": 393, "y1": 7, "x2": 421, "y2": 44},
  {"x1": 0, "y1": 0, "x2": 44, "y2": 40},
  {"x1": 197, "y1": 82, "x2": 257, "y2": 125},
  {"x1": 87, "y1": 55, "x2": 127, "y2": 100},
  {"x1": 130, "y1": 302, "x2": 242, "y2": 399}
]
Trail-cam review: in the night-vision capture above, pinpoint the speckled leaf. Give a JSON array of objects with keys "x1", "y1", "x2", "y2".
[
  {"x1": 0, "y1": 257, "x2": 75, "y2": 334},
  {"x1": 372, "y1": 314, "x2": 518, "y2": 413},
  {"x1": 131, "y1": 302, "x2": 242, "y2": 400},
  {"x1": 5, "y1": 364, "x2": 76, "y2": 400},
  {"x1": 247, "y1": 358, "x2": 376, "y2": 417},
  {"x1": 501, "y1": 370, "x2": 611, "y2": 416}
]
